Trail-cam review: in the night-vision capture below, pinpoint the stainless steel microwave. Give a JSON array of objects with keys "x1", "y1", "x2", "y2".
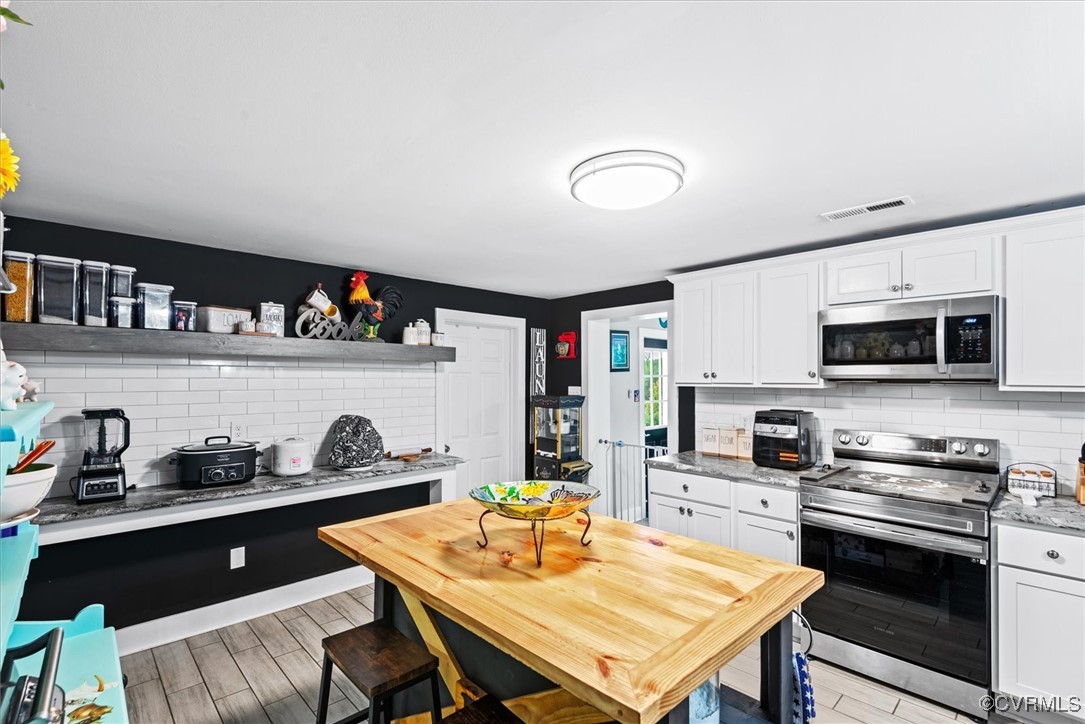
[{"x1": 819, "y1": 295, "x2": 999, "y2": 382}]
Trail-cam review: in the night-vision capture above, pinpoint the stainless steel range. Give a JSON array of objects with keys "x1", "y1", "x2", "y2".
[{"x1": 799, "y1": 429, "x2": 1000, "y2": 719}]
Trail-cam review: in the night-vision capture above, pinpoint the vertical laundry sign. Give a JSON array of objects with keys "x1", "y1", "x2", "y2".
[{"x1": 531, "y1": 328, "x2": 546, "y2": 395}]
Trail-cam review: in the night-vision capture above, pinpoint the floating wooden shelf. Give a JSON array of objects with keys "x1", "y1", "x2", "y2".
[{"x1": 0, "y1": 323, "x2": 456, "y2": 362}]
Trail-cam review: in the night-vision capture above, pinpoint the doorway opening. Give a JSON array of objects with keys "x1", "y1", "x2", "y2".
[{"x1": 580, "y1": 301, "x2": 675, "y2": 520}]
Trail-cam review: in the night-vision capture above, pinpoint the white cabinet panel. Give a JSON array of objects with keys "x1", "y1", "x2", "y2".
[
  {"x1": 826, "y1": 249, "x2": 901, "y2": 305},
  {"x1": 901, "y1": 236, "x2": 994, "y2": 299},
  {"x1": 711, "y1": 272, "x2": 756, "y2": 385},
  {"x1": 648, "y1": 494, "x2": 686, "y2": 536},
  {"x1": 997, "y1": 566, "x2": 1085, "y2": 715},
  {"x1": 648, "y1": 468, "x2": 731, "y2": 508},
  {"x1": 734, "y1": 482, "x2": 798, "y2": 523},
  {"x1": 1004, "y1": 220, "x2": 1085, "y2": 389},
  {"x1": 673, "y1": 280, "x2": 713, "y2": 385},
  {"x1": 735, "y1": 512, "x2": 797, "y2": 564},
  {"x1": 688, "y1": 502, "x2": 731, "y2": 547},
  {"x1": 758, "y1": 262, "x2": 820, "y2": 385}
]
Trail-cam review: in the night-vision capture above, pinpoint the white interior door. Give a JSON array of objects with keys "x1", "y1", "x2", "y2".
[
  {"x1": 583, "y1": 317, "x2": 612, "y2": 514},
  {"x1": 437, "y1": 310, "x2": 525, "y2": 498}
]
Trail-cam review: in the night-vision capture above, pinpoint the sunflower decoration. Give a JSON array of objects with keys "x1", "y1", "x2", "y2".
[{"x1": 0, "y1": 132, "x2": 20, "y2": 198}]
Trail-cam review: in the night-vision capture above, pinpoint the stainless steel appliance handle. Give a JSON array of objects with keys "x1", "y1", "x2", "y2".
[
  {"x1": 936, "y1": 306, "x2": 947, "y2": 374},
  {"x1": 0, "y1": 627, "x2": 64, "y2": 724},
  {"x1": 754, "y1": 432, "x2": 799, "y2": 439},
  {"x1": 800, "y1": 509, "x2": 987, "y2": 559}
]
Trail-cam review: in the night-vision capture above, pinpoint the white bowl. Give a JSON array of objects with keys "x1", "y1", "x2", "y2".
[{"x1": 2, "y1": 463, "x2": 57, "y2": 521}]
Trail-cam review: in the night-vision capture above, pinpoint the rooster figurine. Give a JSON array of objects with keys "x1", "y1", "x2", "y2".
[{"x1": 348, "y1": 271, "x2": 405, "y2": 341}]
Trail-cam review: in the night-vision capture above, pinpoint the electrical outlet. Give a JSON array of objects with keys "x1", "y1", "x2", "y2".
[
  {"x1": 230, "y1": 547, "x2": 245, "y2": 569},
  {"x1": 230, "y1": 421, "x2": 244, "y2": 440}
]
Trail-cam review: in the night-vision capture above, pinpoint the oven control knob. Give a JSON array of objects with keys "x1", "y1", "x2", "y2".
[
  {"x1": 973, "y1": 443, "x2": 991, "y2": 457},
  {"x1": 837, "y1": 434, "x2": 852, "y2": 445},
  {"x1": 951, "y1": 441, "x2": 967, "y2": 454},
  {"x1": 209, "y1": 469, "x2": 225, "y2": 482},
  {"x1": 855, "y1": 435, "x2": 869, "y2": 446}
]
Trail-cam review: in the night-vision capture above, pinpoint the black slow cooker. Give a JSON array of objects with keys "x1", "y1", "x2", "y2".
[{"x1": 169, "y1": 436, "x2": 260, "y2": 488}]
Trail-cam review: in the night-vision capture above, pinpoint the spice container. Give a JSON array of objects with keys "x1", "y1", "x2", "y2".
[
  {"x1": 257, "y1": 302, "x2": 285, "y2": 337},
  {"x1": 109, "y1": 296, "x2": 137, "y2": 328},
  {"x1": 35, "y1": 255, "x2": 82, "y2": 325},
  {"x1": 2, "y1": 251, "x2": 35, "y2": 322},
  {"x1": 109, "y1": 265, "x2": 137, "y2": 297},
  {"x1": 81, "y1": 260, "x2": 111, "y2": 326},
  {"x1": 135, "y1": 282, "x2": 175, "y2": 330},
  {"x1": 172, "y1": 301, "x2": 197, "y2": 331}
]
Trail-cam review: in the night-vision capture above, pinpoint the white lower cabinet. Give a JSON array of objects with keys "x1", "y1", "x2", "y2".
[
  {"x1": 647, "y1": 493, "x2": 730, "y2": 545},
  {"x1": 648, "y1": 493, "x2": 687, "y2": 536},
  {"x1": 735, "y1": 512, "x2": 798, "y2": 564},
  {"x1": 995, "y1": 524, "x2": 1085, "y2": 720}
]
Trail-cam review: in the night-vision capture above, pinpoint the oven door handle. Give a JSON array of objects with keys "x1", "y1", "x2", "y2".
[
  {"x1": 801, "y1": 509, "x2": 987, "y2": 559},
  {"x1": 936, "y1": 306, "x2": 948, "y2": 375}
]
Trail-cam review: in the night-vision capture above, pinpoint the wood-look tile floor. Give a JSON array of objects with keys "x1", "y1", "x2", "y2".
[{"x1": 128, "y1": 584, "x2": 995, "y2": 724}]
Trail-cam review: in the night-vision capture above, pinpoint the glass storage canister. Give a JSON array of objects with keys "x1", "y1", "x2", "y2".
[
  {"x1": 35, "y1": 255, "x2": 82, "y2": 325},
  {"x1": 109, "y1": 265, "x2": 137, "y2": 297},
  {"x1": 172, "y1": 300, "x2": 197, "y2": 331},
  {"x1": 135, "y1": 282, "x2": 175, "y2": 330},
  {"x1": 2, "y1": 251, "x2": 35, "y2": 322},
  {"x1": 81, "y1": 260, "x2": 111, "y2": 326},
  {"x1": 109, "y1": 296, "x2": 137, "y2": 328}
]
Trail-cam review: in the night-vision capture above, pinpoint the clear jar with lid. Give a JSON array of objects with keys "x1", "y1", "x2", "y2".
[
  {"x1": 109, "y1": 265, "x2": 137, "y2": 297},
  {"x1": 109, "y1": 296, "x2": 137, "y2": 328},
  {"x1": 135, "y1": 282, "x2": 175, "y2": 329},
  {"x1": 82, "y1": 260, "x2": 111, "y2": 326},
  {"x1": 172, "y1": 301, "x2": 197, "y2": 331},
  {"x1": 35, "y1": 255, "x2": 82, "y2": 325},
  {"x1": 2, "y1": 251, "x2": 35, "y2": 322}
]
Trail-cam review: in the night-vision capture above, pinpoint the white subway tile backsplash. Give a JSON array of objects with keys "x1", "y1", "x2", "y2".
[
  {"x1": 46, "y1": 351, "x2": 123, "y2": 364},
  {"x1": 124, "y1": 378, "x2": 189, "y2": 392},
  {"x1": 88, "y1": 364, "x2": 156, "y2": 378},
  {"x1": 47, "y1": 378, "x2": 122, "y2": 393},
  {"x1": 158, "y1": 365, "x2": 220, "y2": 378},
  {"x1": 159, "y1": 390, "x2": 218, "y2": 405}
]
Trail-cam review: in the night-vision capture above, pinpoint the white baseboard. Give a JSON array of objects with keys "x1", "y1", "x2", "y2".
[{"x1": 116, "y1": 566, "x2": 375, "y2": 655}]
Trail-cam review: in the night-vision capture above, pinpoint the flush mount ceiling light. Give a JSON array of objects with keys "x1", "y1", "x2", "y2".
[{"x1": 570, "y1": 151, "x2": 684, "y2": 210}]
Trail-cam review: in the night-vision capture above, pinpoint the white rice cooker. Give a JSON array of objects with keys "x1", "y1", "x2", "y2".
[{"x1": 271, "y1": 437, "x2": 314, "y2": 476}]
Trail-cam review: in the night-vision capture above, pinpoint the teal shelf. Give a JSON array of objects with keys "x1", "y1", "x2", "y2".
[
  {"x1": 0, "y1": 400, "x2": 56, "y2": 489},
  {"x1": 0, "y1": 522, "x2": 39, "y2": 661},
  {"x1": 10, "y1": 625, "x2": 128, "y2": 724}
]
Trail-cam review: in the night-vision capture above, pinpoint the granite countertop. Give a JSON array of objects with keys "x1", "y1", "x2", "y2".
[
  {"x1": 36, "y1": 454, "x2": 463, "y2": 525},
  {"x1": 645, "y1": 452, "x2": 803, "y2": 489},
  {"x1": 991, "y1": 491, "x2": 1085, "y2": 533}
]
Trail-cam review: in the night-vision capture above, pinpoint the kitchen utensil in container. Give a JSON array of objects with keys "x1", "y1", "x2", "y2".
[
  {"x1": 135, "y1": 282, "x2": 175, "y2": 329},
  {"x1": 197, "y1": 305, "x2": 252, "y2": 333},
  {"x1": 169, "y1": 436, "x2": 260, "y2": 487},
  {"x1": 109, "y1": 265, "x2": 137, "y2": 297},
  {"x1": 34, "y1": 255, "x2": 81, "y2": 325},
  {"x1": 109, "y1": 296, "x2": 137, "y2": 328},
  {"x1": 8, "y1": 439, "x2": 56, "y2": 475},
  {"x1": 271, "y1": 437, "x2": 314, "y2": 476},
  {"x1": 81, "y1": 260, "x2": 111, "y2": 326},
  {"x1": 2, "y1": 251, "x2": 34, "y2": 322},
  {"x1": 75, "y1": 408, "x2": 130, "y2": 504},
  {"x1": 0, "y1": 464, "x2": 57, "y2": 521},
  {"x1": 172, "y1": 300, "x2": 197, "y2": 331}
]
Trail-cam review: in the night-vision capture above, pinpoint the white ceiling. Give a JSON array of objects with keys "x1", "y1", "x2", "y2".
[{"x1": 2, "y1": 1, "x2": 1082, "y2": 298}]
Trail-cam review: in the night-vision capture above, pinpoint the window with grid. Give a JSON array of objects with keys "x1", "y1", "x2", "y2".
[{"x1": 642, "y1": 347, "x2": 667, "y2": 429}]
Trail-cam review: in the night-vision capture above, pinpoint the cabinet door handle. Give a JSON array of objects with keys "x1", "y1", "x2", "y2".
[
  {"x1": 890, "y1": 284, "x2": 901, "y2": 292},
  {"x1": 787, "y1": 530, "x2": 795, "y2": 541},
  {"x1": 903, "y1": 283, "x2": 914, "y2": 291},
  {"x1": 808, "y1": 370, "x2": 816, "y2": 378},
  {"x1": 761, "y1": 498, "x2": 769, "y2": 508},
  {"x1": 1047, "y1": 549, "x2": 1060, "y2": 559},
  {"x1": 687, "y1": 507, "x2": 693, "y2": 517},
  {"x1": 711, "y1": 372, "x2": 717, "y2": 379},
  {"x1": 703, "y1": 372, "x2": 710, "y2": 379},
  {"x1": 682, "y1": 483, "x2": 689, "y2": 492},
  {"x1": 679, "y1": 506, "x2": 686, "y2": 515}
]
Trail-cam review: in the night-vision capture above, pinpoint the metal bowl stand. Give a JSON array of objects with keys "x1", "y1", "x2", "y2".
[{"x1": 476, "y1": 509, "x2": 593, "y2": 566}]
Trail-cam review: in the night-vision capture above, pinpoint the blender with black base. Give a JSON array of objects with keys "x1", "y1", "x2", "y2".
[{"x1": 75, "y1": 408, "x2": 130, "y2": 504}]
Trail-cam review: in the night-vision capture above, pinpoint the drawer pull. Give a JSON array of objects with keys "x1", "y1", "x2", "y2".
[
  {"x1": 703, "y1": 372, "x2": 710, "y2": 379},
  {"x1": 903, "y1": 283, "x2": 914, "y2": 291},
  {"x1": 761, "y1": 498, "x2": 769, "y2": 508},
  {"x1": 890, "y1": 284, "x2": 901, "y2": 292},
  {"x1": 682, "y1": 483, "x2": 689, "y2": 492},
  {"x1": 687, "y1": 507, "x2": 693, "y2": 517},
  {"x1": 1047, "y1": 549, "x2": 1060, "y2": 560},
  {"x1": 787, "y1": 530, "x2": 795, "y2": 541},
  {"x1": 679, "y1": 506, "x2": 686, "y2": 515}
]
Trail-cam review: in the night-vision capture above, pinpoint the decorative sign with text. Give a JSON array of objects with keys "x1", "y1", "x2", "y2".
[{"x1": 531, "y1": 328, "x2": 547, "y2": 395}]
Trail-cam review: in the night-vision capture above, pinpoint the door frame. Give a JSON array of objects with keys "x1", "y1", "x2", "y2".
[
  {"x1": 435, "y1": 308, "x2": 527, "y2": 495},
  {"x1": 580, "y1": 301, "x2": 675, "y2": 516}
]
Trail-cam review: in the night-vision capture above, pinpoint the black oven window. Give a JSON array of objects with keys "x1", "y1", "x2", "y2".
[
  {"x1": 801, "y1": 525, "x2": 988, "y2": 685},
  {"x1": 822, "y1": 318, "x2": 937, "y2": 365}
]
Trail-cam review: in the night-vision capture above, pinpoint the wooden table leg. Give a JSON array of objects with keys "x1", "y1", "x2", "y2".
[{"x1": 760, "y1": 614, "x2": 793, "y2": 724}]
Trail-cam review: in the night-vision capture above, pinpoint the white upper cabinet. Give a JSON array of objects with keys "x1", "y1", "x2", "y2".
[
  {"x1": 673, "y1": 272, "x2": 755, "y2": 385},
  {"x1": 1003, "y1": 219, "x2": 1085, "y2": 389},
  {"x1": 758, "y1": 261, "x2": 821, "y2": 385},
  {"x1": 825, "y1": 248, "x2": 902, "y2": 305},
  {"x1": 826, "y1": 236, "x2": 994, "y2": 305},
  {"x1": 901, "y1": 235, "x2": 994, "y2": 299}
]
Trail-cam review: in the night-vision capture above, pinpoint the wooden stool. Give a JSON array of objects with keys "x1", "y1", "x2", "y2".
[
  {"x1": 316, "y1": 620, "x2": 441, "y2": 724},
  {"x1": 442, "y1": 695, "x2": 520, "y2": 723}
]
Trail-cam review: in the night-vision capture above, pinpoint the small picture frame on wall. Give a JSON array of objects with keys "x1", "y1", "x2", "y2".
[{"x1": 610, "y1": 330, "x2": 630, "y2": 372}]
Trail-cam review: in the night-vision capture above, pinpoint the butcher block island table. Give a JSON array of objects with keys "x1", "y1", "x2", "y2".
[{"x1": 319, "y1": 498, "x2": 823, "y2": 723}]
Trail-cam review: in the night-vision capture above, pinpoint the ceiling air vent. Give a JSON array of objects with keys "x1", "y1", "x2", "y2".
[{"x1": 820, "y1": 195, "x2": 915, "y2": 222}]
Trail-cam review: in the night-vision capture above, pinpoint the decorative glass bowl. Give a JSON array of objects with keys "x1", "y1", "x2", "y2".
[{"x1": 469, "y1": 481, "x2": 599, "y2": 520}]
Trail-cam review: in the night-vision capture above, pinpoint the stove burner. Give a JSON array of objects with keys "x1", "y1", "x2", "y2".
[{"x1": 854, "y1": 471, "x2": 952, "y2": 490}]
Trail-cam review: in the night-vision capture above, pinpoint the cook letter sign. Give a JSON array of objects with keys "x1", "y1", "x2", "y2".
[{"x1": 531, "y1": 328, "x2": 546, "y2": 396}]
